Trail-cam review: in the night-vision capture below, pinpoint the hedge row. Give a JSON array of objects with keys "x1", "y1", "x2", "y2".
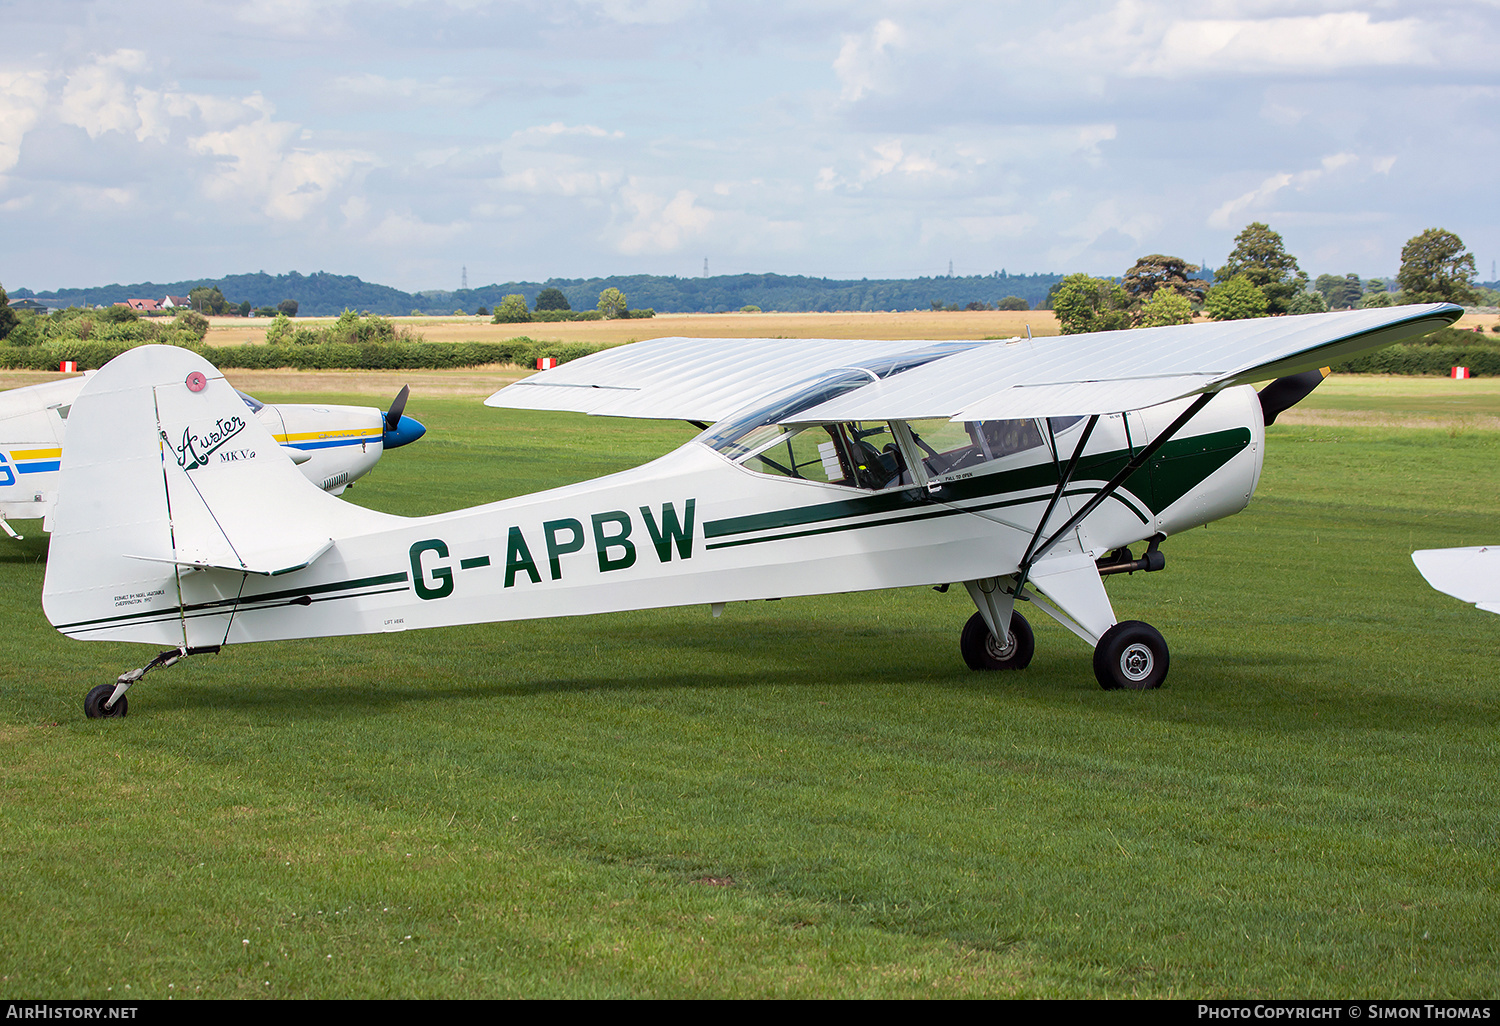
[
  {"x1": 1332, "y1": 343, "x2": 1500, "y2": 376},
  {"x1": 0, "y1": 338, "x2": 612, "y2": 372}
]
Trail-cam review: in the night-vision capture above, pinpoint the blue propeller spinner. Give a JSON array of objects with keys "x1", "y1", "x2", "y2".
[{"x1": 383, "y1": 385, "x2": 426, "y2": 449}]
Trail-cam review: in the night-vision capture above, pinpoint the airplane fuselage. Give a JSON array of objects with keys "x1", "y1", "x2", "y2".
[{"x1": 47, "y1": 379, "x2": 1264, "y2": 650}]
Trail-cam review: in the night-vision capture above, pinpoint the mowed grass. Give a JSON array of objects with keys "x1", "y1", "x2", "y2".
[{"x1": 2, "y1": 380, "x2": 1498, "y2": 998}]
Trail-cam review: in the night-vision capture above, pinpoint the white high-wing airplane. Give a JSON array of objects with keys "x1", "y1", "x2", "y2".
[
  {"x1": 0, "y1": 373, "x2": 426, "y2": 537},
  {"x1": 1412, "y1": 547, "x2": 1500, "y2": 614},
  {"x1": 39, "y1": 303, "x2": 1459, "y2": 718}
]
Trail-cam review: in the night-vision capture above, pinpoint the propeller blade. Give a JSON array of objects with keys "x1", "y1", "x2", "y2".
[
  {"x1": 1257, "y1": 367, "x2": 1330, "y2": 427},
  {"x1": 385, "y1": 385, "x2": 409, "y2": 432}
]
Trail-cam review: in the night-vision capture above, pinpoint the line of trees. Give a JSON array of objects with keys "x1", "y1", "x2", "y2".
[
  {"x1": 1052, "y1": 224, "x2": 1489, "y2": 334},
  {"x1": 491, "y1": 287, "x2": 656, "y2": 324}
]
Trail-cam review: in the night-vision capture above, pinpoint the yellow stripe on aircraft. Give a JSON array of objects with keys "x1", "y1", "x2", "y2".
[{"x1": 273, "y1": 430, "x2": 381, "y2": 443}]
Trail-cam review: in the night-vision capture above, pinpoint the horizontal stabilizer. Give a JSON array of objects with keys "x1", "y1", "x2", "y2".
[
  {"x1": 1412, "y1": 546, "x2": 1500, "y2": 610},
  {"x1": 126, "y1": 537, "x2": 334, "y2": 577}
]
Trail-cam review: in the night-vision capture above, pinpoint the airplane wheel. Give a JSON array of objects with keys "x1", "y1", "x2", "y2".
[
  {"x1": 1093, "y1": 621, "x2": 1168, "y2": 691},
  {"x1": 84, "y1": 685, "x2": 127, "y2": 719},
  {"x1": 960, "y1": 610, "x2": 1034, "y2": 670}
]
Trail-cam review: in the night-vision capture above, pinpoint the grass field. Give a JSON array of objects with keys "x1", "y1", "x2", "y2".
[{"x1": 1, "y1": 372, "x2": 1498, "y2": 998}]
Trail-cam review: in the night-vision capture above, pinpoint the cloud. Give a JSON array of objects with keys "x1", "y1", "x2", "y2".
[
  {"x1": 613, "y1": 185, "x2": 712, "y2": 254},
  {"x1": 1208, "y1": 152, "x2": 1360, "y2": 228},
  {"x1": 191, "y1": 116, "x2": 368, "y2": 221},
  {"x1": 0, "y1": 69, "x2": 48, "y2": 174},
  {"x1": 834, "y1": 19, "x2": 903, "y2": 102},
  {"x1": 1130, "y1": 12, "x2": 1432, "y2": 77}
]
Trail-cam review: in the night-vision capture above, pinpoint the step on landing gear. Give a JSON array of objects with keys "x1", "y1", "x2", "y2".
[{"x1": 84, "y1": 646, "x2": 221, "y2": 719}]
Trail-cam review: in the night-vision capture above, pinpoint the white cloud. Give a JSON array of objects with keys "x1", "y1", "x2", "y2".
[
  {"x1": 191, "y1": 116, "x2": 367, "y2": 220},
  {"x1": 834, "y1": 19, "x2": 903, "y2": 102},
  {"x1": 519, "y1": 122, "x2": 623, "y2": 140},
  {"x1": 1130, "y1": 12, "x2": 1431, "y2": 77},
  {"x1": 58, "y1": 50, "x2": 152, "y2": 139},
  {"x1": 0, "y1": 69, "x2": 48, "y2": 174},
  {"x1": 1208, "y1": 152, "x2": 1360, "y2": 228},
  {"x1": 614, "y1": 185, "x2": 712, "y2": 254}
]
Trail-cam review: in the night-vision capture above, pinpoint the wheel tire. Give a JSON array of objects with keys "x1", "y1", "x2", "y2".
[
  {"x1": 960, "y1": 610, "x2": 1035, "y2": 671},
  {"x1": 84, "y1": 684, "x2": 127, "y2": 719},
  {"x1": 1093, "y1": 621, "x2": 1169, "y2": 691}
]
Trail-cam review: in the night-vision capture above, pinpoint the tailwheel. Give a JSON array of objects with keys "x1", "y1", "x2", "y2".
[
  {"x1": 1093, "y1": 621, "x2": 1169, "y2": 690},
  {"x1": 84, "y1": 684, "x2": 127, "y2": 719},
  {"x1": 960, "y1": 610, "x2": 1035, "y2": 671}
]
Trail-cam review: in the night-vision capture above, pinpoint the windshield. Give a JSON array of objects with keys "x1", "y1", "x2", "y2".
[{"x1": 698, "y1": 368, "x2": 876, "y2": 460}]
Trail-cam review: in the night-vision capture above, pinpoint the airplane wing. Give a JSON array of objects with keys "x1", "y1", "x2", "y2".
[
  {"x1": 792, "y1": 304, "x2": 1461, "y2": 422},
  {"x1": 1412, "y1": 547, "x2": 1500, "y2": 614},
  {"x1": 484, "y1": 337, "x2": 985, "y2": 421},
  {"x1": 484, "y1": 305, "x2": 1460, "y2": 424}
]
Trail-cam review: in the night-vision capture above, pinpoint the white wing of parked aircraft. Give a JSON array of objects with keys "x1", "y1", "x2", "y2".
[
  {"x1": 38, "y1": 303, "x2": 1460, "y2": 718},
  {"x1": 0, "y1": 372, "x2": 425, "y2": 537},
  {"x1": 1412, "y1": 547, "x2": 1500, "y2": 615}
]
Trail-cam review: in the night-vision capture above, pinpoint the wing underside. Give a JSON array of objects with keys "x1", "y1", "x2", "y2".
[{"x1": 484, "y1": 305, "x2": 1461, "y2": 425}]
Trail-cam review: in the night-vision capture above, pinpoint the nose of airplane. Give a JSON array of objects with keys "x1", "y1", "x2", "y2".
[{"x1": 383, "y1": 414, "x2": 426, "y2": 449}]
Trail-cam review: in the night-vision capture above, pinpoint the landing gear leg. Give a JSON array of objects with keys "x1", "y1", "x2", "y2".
[{"x1": 84, "y1": 645, "x2": 221, "y2": 719}]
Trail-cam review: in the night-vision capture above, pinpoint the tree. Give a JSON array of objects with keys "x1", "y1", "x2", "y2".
[
  {"x1": 1051, "y1": 274, "x2": 1130, "y2": 334},
  {"x1": 1204, "y1": 274, "x2": 1269, "y2": 321},
  {"x1": 1122, "y1": 255, "x2": 1208, "y2": 305},
  {"x1": 1313, "y1": 273, "x2": 1362, "y2": 310},
  {"x1": 535, "y1": 287, "x2": 570, "y2": 312},
  {"x1": 997, "y1": 296, "x2": 1028, "y2": 311},
  {"x1": 1286, "y1": 291, "x2": 1328, "y2": 315},
  {"x1": 1397, "y1": 228, "x2": 1478, "y2": 304},
  {"x1": 597, "y1": 287, "x2": 628, "y2": 319},
  {"x1": 492, "y1": 294, "x2": 531, "y2": 323},
  {"x1": 0, "y1": 283, "x2": 17, "y2": 341},
  {"x1": 189, "y1": 286, "x2": 230, "y2": 315},
  {"x1": 265, "y1": 312, "x2": 294, "y2": 343},
  {"x1": 99, "y1": 304, "x2": 140, "y2": 323},
  {"x1": 1216, "y1": 223, "x2": 1308, "y2": 314},
  {"x1": 1136, "y1": 289, "x2": 1194, "y2": 327},
  {"x1": 174, "y1": 310, "x2": 210, "y2": 340},
  {"x1": 278, "y1": 299, "x2": 299, "y2": 317},
  {"x1": 238, "y1": 300, "x2": 251, "y2": 317}
]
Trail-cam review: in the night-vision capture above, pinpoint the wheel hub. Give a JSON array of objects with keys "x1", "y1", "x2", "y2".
[
  {"x1": 986, "y1": 630, "x2": 1017, "y2": 660},
  {"x1": 1120, "y1": 643, "x2": 1154, "y2": 682}
]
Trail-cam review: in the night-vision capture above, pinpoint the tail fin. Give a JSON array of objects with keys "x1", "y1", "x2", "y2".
[{"x1": 43, "y1": 345, "x2": 395, "y2": 645}]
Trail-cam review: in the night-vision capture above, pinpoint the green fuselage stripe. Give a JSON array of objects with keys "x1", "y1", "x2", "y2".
[
  {"x1": 703, "y1": 428, "x2": 1250, "y2": 544},
  {"x1": 55, "y1": 571, "x2": 411, "y2": 632}
]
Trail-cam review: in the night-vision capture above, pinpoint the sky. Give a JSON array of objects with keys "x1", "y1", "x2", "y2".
[{"x1": 2, "y1": 0, "x2": 1496, "y2": 293}]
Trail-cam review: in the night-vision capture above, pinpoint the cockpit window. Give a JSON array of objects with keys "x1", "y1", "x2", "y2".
[
  {"x1": 236, "y1": 389, "x2": 265, "y2": 413},
  {"x1": 699, "y1": 368, "x2": 876, "y2": 461},
  {"x1": 901, "y1": 416, "x2": 1086, "y2": 481}
]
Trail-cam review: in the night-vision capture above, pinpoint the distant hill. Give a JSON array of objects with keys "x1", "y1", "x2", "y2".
[{"x1": 13, "y1": 270, "x2": 1067, "y2": 317}]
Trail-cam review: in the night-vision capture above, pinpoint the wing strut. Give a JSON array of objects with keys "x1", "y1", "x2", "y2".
[
  {"x1": 1015, "y1": 414, "x2": 1101, "y2": 580},
  {"x1": 1018, "y1": 390, "x2": 1217, "y2": 585}
]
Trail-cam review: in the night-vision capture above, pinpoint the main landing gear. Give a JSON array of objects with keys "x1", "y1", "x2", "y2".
[
  {"x1": 960, "y1": 607, "x2": 1169, "y2": 690},
  {"x1": 959, "y1": 545, "x2": 1171, "y2": 691},
  {"x1": 83, "y1": 645, "x2": 220, "y2": 719}
]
